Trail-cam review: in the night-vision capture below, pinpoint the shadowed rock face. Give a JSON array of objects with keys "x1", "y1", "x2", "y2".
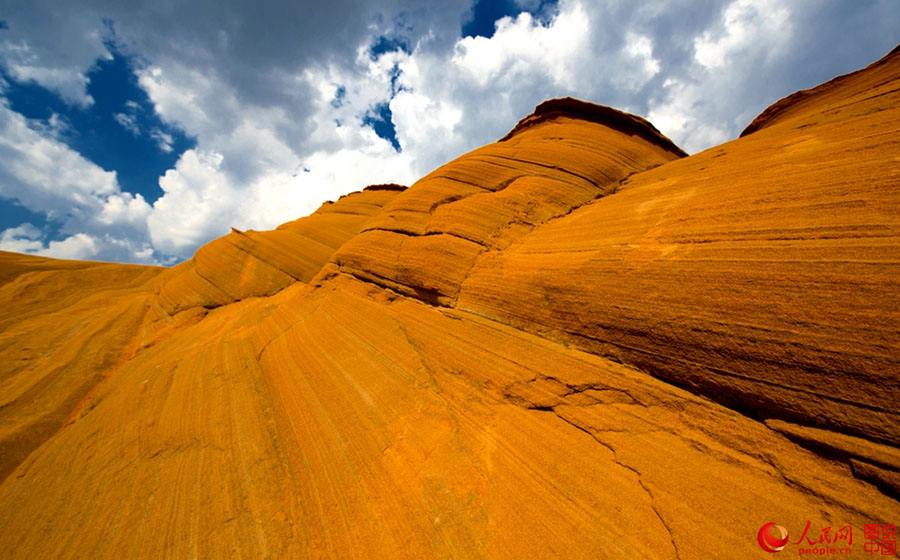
[
  {"x1": 458, "y1": 46, "x2": 900, "y2": 450},
  {"x1": 499, "y1": 97, "x2": 688, "y2": 157},
  {"x1": 0, "y1": 46, "x2": 898, "y2": 560}
]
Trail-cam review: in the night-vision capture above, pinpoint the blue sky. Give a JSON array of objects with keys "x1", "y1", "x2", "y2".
[
  {"x1": 1, "y1": 41, "x2": 193, "y2": 203},
  {"x1": 0, "y1": 0, "x2": 897, "y2": 264}
]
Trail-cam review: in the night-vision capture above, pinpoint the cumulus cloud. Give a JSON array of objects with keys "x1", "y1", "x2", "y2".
[
  {"x1": 0, "y1": 223, "x2": 44, "y2": 254},
  {"x1": 0, "y1": 7, "x2": 110, "y2": 107},
  {"x1": 0, "y1": 102, "x2": 118, "y2": 212},
  {"x1": 622, "y1": 32, "x2": 661, "y2": 90},
  {"x1": 693, "y1": 0, "x2": 791, "y2": 70},
  {"x1": 0, "y1": 41, "x2": 99, "y2": 107},
  {"x1": 643, "y1": 0, "x2": 795, "y2": 152},
  {"x1": 0, "y1": 101, "x2": 156, "y2": 262},
  {"x1": 452, "y1": 6, "x2": 589, "y2": 89},
  {"x1": 143, "y1": 59, "x2": 419, "y2": 257},
  {"x1": 387, "y1": 1, "x2": 599, "y2": 173},
  {"x1": 40, "y1": 232, "x2": 99, "y2": 260},
  {"x1": 0, "y1": 223, "x2": 106, "y2": 260},
  {"x1": 0, "y1": 0, "x2": 898, "y2": 264}
]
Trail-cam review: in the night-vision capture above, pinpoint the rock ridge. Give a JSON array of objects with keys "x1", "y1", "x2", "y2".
[
  {"x1": 741, "y1": 42, "x2": 900, "y2": 136},
  {"x1": 500, "y1": 97, "x2": 688, "y2": 157}
]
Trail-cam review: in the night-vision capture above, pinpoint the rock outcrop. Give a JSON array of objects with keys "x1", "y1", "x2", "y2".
[
  {"x1": 0, "y1": 46, "x2": 898, "y2": 559},
  {"x1": 458, "y1": 45, "x2": 900, "y2": 453},
  {"x1": 334, "y1": 99, "x2": 684, "y2": 305},
  {"x1": 156, "y1": 184, "x2": 406, "y2": 313}
]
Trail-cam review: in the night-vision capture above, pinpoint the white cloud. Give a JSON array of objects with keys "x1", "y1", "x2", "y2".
[
  {"x1": 694, "y1": 0, "x2": 791, "y2": 70},
  {"x1": 2, "y1": 54, "x2": 94, "y2": 107},
  {"x1": 150, "y1": 128, "x2": 174, "y2": 152},
  {"x1": 382, "y1": 0, "x2": 598, "y2": 174},
  {"x1": 0, "y1": 101, "x2": 156, "y2": 262},
  {"x1": 391, "y1": 89, "x2": 462, "y2": 154},
  {"x1": 27, "y1": 111, "x2": 70, "y2": 139},
  {"x1": 98, "y1": 192, "x2": 151, "y2": 227},
  {"x1": 0, "y1": 102, "x2": 119, "y2": 213},
  {"x1": 134, "y1": 40, "x2": 424, "y2": 259},
  {"x1": 114, "y1": 111, "x2": 139, "y2": 134},
  {"x1": 646, "y1": 0, "x2": 794, "y2": 153},
  {"x1": 143, "y1": 72, "x2": 418, "y2": 259},
  {"x1": 0, "y1": 223, "x2": 44, "y2": 254},
  {"x1": 1, "y1": 0, "x2": 899, "y2": 264},
  {"x1": 622, "y1": 32, "x2": 661, "y2": 90},
  {"x1": 137, "y1": 65, "x2": 221, "y2": 142},
  {"x1": 451, "y1": 4, "x2": 590, "y2": 90},
  {"x1": 148, "y1": 149, "x2": 232, "y2": 255},
  {"x1": 647, "y1": 78, "x2": 732, "y2": 154},
  {"x1": 0, "y1": 223, "x2": 149, "y2": 263},
  {"x1": 0, "y1": 20, "x2": 109, "y2": 107},
  {"x1": 41, "y1": 233, "x2": 98, "y2": 260}
]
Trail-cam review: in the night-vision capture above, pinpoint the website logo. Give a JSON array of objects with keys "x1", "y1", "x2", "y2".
[{"x1": 758, "y1": 522, "x2": 790, "y2": 553}]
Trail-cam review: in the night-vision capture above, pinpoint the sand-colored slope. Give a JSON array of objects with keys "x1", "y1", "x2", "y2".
[
  {"x1": 457, "y1": 47, "x2": 900, "y2": 487},
  {"x1": 0, "y1": 49, "x2": 899, "y2": 560},
  {"x1": 156, "y1": 184, "x2": 405, "y2": 314},
  {"x1": 0, "y1": 186, "x2": 402, "y2": 487},
  {"x1": 0, "y1": 252, "x2": 162, "y2": 483},
  {"x1": 1, "y1": 270, "x2": 896, "y2": 558}
]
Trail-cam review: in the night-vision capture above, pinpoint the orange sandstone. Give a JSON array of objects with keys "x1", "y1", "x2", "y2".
[{"x1": 0, "y1": 47, "x2": 898, "y2": 559}]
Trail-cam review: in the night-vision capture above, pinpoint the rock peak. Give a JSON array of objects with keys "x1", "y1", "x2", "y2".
[
  {"x1": 362, "y1": 183, "x2": 407, "y2": 192},
  {"x1": 500, "y1": 97, "x2": 688, "y2": 157}
]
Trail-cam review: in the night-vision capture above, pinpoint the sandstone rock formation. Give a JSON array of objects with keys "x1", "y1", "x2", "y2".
[
  {"x1": 157, "y1": 183, "x2": 406, "y2": 314},
  {"x1": 0, "y1": 47, "x2": 898, "y2": 559}
]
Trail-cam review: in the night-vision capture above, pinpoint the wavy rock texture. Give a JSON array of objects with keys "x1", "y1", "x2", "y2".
[
  {"x1": 0, "y1": 185, "x2": 402, "y2": 486},
  {"x1": 0, "y1": 252, "x2": 162, "y2": 484},
  {"x1": 333, "y1": 99, "x2": 685, "y2": 306},
  {"x1": 457, "y1": 46, "x2": 900, "y2": 455},
  {"x1": 157, "y1": 184, "x2": 406, "y2": 314},
  {"x1": 0, "y1": 49, "x2": 898, "y2": 559}
]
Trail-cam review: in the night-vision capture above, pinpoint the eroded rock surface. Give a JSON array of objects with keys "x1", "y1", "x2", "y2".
[
  {"x1": 333, "y1": 100, "x2": 685, "y2": 305},
  {"x1": 156, "y1": 184, "x2": 406, "y2": 313},
  {"x1": 0, "y1": 48, "x2": 898, "y2": 559}
]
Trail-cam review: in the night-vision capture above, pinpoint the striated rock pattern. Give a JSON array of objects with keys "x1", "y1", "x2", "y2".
[
  {"x1": 0, "y1": 186, "x2": 401, "y2": 486},
  {"x1": 157, "y1": 184, "x2": 405, "y2": 314},
  {"x1": 0, "y1": 48, "x2": 898, "y2": 559},
  {"x1": 0, "y1": 253, "x2": 162, "y2": 483},
  {"x1": 334, "y1": 99, "x2": 685, "y2": 305},
  {"x1": 457, "y1": 46, "x2": 900, "y2": 457}
]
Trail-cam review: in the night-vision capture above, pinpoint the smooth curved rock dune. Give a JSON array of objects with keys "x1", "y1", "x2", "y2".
[{"x1": 0, "y1": 47, "x2": 898, "y2": 559}]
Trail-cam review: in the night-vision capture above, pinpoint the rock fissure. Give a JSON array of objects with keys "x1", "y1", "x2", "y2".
[{"x1": 547, "y1": 408, "x2": 682, "y2": 560}]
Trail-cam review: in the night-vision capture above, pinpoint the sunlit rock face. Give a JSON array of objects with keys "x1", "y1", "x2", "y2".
[
  {"x1": 0, "y1": 46, "x2": 898, "y2": 560},
  {"x1": 333, "y1": 98, "x2": 686, "y2": 306}
]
